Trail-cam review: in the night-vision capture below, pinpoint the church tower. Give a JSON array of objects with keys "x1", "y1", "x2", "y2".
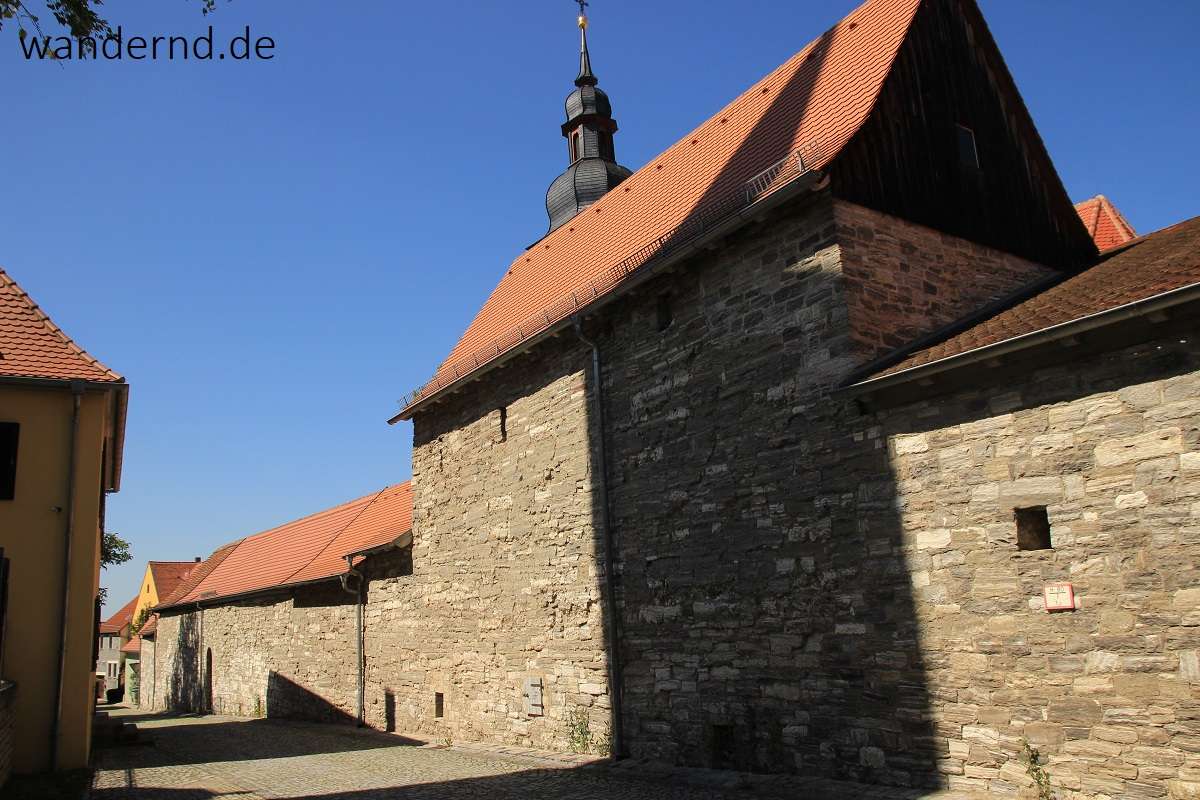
[{"x1": 544, "y1": 4, "x2": 633, "y2": 233}]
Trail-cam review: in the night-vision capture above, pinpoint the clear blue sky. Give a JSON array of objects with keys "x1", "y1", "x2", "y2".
[{"x1": 2, "y1": 1, "x2": 1196, "y2": 610}]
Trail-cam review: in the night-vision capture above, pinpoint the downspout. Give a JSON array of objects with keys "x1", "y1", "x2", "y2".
[
  {"x1": 573, "y1": 317, "x2": 624, "y2": 758},
  {"x1": 51, "y1": 382, "x2": 83, "y2": 771},
  {"x1": 197, "y1": 603, "x2": 204, "y2": 712},
  {"x1": 341, "y1": 557, "x2": 365, "y2": 726}
]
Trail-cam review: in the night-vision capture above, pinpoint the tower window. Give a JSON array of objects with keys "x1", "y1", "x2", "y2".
[
  {"x1": 0, "y1": 422, "x2": 18, "y2": 500},
  {"x1": 956, "y1": 124, "x2": 979, "y2": 169},
  {"x1": 1015, "y1": 506, "x2": 1052, "y2": 551},
  {"x1": 498, "y1": 406, "x2": 508, "y2": 442},
  {"x1": 434, "y1": 692, "x2": 445, "y2": 719},
  {"x1": 570, "y1": 131, "x2": 581, "y2": 162},
  {"x1": 656, "y1": 293, "x2": 674, "y2": 332}
]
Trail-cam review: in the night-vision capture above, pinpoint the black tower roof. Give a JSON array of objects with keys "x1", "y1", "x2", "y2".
[{"x1": 545, "y1": 8, "x2": 632, "y2": 233}]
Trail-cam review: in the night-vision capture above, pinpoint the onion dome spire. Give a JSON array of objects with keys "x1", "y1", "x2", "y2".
[
  {"x1": 576, "y1": 4, "x2": 596, "y2": 86},
  {"x1": 545, "y1": 1, "x2": 633, "y2": 233}
]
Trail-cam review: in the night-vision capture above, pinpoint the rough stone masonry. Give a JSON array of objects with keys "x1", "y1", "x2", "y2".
[{"x1": 149, "y1": 189, "x2": 1199, "y2": 799}]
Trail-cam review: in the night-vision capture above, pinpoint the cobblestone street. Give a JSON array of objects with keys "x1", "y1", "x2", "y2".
[{"x1": 89, "y1": 707, "x2": 988, "y2": 800}]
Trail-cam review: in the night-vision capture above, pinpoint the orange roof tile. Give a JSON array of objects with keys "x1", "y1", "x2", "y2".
[
  {"x1": 157, "y1": 541, "x2": 241, "y2": 608},
  {"x1": 120, "y1": 636, "x2": 142, "y2": 655},
  {"x1": 100, "y1": 594, "x2": 138, "y2": 634},
  {"x1": 397, "y1": 0, "x2": 920, "y2": 417},
  {"x1": 289, "y1": 482, "x2": 413, "y2": 584},
  {"x1": 868, "y1": 215, "x2": 1200, "y2": 379},
  {"x1": 0, "y1": 268, "x2": 123, "y2": 383},
  {"x1": 147, "y1": 561, "x2": 198, "y2": 601},
  {"x1": 161, "y1": 482, "x2": 412, "y2": 608},
  {"x1": 1075, "y1": 195, "x2": 1137, "y2": 252},
  {"x1": 138, "y1": 614, "x2": 158, "y2": 636}
]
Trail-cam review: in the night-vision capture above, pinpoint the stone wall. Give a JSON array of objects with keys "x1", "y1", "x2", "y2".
[
  {"x1": 152, "y1": 581, "x2": 365, "y2": 722},
  {"x1": 0, "y1": 682, "x2": 14, "y2": 789},
  {"x1": 138, "y1": 637, "x2": 156, "y2": 710},
  {"x1": 397, "y1": 334, "x2": 611, "y2": 751},
  {"x1": 835, "y1": 201, "x2": 1057, "y2": 360},
  {"x1": 877, "y1": 336, "x2": 1200, "y2": 799},
  {"x1": 597, "y1": 191, "x2": 940, "y2": 783}
]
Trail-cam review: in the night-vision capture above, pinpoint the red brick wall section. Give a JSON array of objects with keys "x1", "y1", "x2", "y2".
[
  {"x1": 835, "y1": 200, "x2": 1058, "y2": 362},
  {"x1": 0, "y1": 682, "x2": 14, "y2": 790}
]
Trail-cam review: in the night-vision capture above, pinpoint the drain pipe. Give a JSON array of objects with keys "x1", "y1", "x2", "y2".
[
  {"x1": 340, "y1": 557, "x2": 365, "y2": 726},
  {"x1": 51, "y1": 382, "x2": 83, "y2": 771},
  {"x1": 573, "y1": 317, "x2": 624, "y2": 758}
]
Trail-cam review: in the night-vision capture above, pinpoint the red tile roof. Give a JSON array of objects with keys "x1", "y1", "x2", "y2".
[
  {"x1": 1075, "y1": 195, "x2": 1137, "y2": 252},
  {"x1": 148, "y1": 561, "x2": 198, "y2": 602},
  {"x1": 289, "y1": 482, "x2": 413, "y2": 584},
  {"x1": 100, "y1": 595, "x2": 139, "y2": 634},
  {"x1": 867, "y1": 215, "x2": 1200, "y2": 380},
  {"x1": 159, "y1": 482, "x2": 412, "y2": 609},
  {"x1": 120, "y1": 636, "x2": 142, "y2": 655},
  {"x1": 0, "y1": 268, "x2": 123, "y2": 383},
  {"x1": 138, "y1": 614, "x2": 158, "y2": 636},
  {"x1": 397, "y1": 0, "x2": 920, "y2": 417},
  {"x1": 157, "y1": 541, "x2": 241, "y2": 608}
]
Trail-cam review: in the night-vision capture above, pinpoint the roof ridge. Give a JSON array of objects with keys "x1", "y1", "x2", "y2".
[
  {"x1": 276, "y1": 487, "x2": 389, "y2": 587},
  {"x1": 0, "y1": 267, "x2": 123, "y2": 382}
]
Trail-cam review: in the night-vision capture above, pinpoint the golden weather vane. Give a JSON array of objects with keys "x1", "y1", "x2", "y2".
[{"x1": 576, "y1": 0, "x2": 589, "y2": 29}]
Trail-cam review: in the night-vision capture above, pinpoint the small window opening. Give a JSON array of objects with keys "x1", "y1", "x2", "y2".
[
  {"x1": 0, "y1": 422, "x2": 18, "y2": 500},
  {"x1": 656, "y1": 293, "x2": 674, "y2": 332},
  {"x1": 956, "y1": 124, "x2": 979, "y2": 169},
  {"x1": 1015, "y1": 506, "x2": 1052, "y2": 551},
  {"x1": 434, "y1": 692, "x2": 444, "y2": 718},
  {"x1": 570, "y1": 130, "x2": 581, "y2": 162},
  {"x1": 498, "y1": 406, "x2": 507, "y2": 442},
  {"x1": 709, "y1": 723, "x2": 736, "y2": 769}
]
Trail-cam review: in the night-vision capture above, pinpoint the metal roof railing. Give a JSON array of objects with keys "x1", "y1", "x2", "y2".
[{"x1": 398, "y1": 141, "x2": 826, "y2": 413}]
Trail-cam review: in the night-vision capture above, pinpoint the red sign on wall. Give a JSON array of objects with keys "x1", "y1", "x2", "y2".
[{"x1": 1043, "y1": 582, "x2": 1075, "y2": 612}]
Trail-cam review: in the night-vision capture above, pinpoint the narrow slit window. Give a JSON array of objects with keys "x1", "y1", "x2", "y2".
[
  {"x1": 1015, "y1": 506, "x2": 1052, "y2": 551},
  {"x1": 498, "y1": 406, "x2": 508, "y2": 442},
  {"x1": 434, "y1": 692, "x2": 444, "y2": 719},
  {"x1": 956, "y1": 124, "x2": 980, "y2": 169},
  {"x1": 656, "y1": 293, "x2": 674, "y2": 332},
  {"x1": 0, "y1": 422, "x2": 18, "y2": 500}
]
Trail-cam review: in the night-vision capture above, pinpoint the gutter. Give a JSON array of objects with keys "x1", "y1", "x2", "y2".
[
  {"x1": 842, "y1": 281, "x2": 1200, "y2": 396},
  {"x1": 573, "y1": 318, "x2": 624, "y2": 758},
  {"x1": 0, "y1": 376, "x2": 127, "y2": 493},
  {"x1": 390, "y1": 170, "x2": 823, "y2": 423},
  {"x1": 340, "y1": 557, "x2": 366, "y2": 726},
  {"x1": 50, "y1": 381, "x2": 83, "y2": 770}
]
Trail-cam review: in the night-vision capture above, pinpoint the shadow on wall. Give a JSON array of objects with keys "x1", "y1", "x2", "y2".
[
  {"x1": 168, "y1": 613, "x2": 203, "y2": 713},
  {"x1": 588, "y1": 199, "x2": 939, "y2": 783},
  {"x1": 266, "y1": 671, "x2": 359, "y2": 726}
]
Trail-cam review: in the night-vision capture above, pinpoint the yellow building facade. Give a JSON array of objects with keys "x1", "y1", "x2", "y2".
[{"x1": 0, "y1": 269, "x2": 127, "y2": 774}]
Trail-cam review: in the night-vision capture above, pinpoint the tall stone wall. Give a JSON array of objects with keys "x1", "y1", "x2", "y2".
[
  {"x1": 397, "y1": 192, "x2": 1076, "y2": 785},
  {"x1": 397, "y1": 334, "x2": 611, "y2": 751},
  {"x1": 597, "y1": 192, "x2": 941, "y2": 783},
  {"x1": 877, "y1": 336, "x2": 1200, "y2": 798}
]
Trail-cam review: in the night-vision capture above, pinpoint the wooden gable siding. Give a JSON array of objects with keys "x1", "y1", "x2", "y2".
[{"x1": 829, "y1": 0, "x2": 1097, "y2": 270}]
